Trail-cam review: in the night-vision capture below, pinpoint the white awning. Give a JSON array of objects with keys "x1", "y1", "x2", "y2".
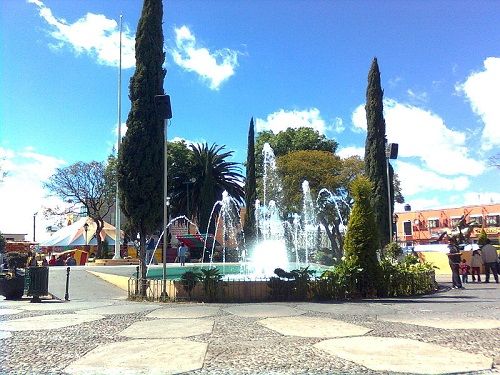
[{"x1": 486, "y1": 213, "x2": 500, "y2": 216}]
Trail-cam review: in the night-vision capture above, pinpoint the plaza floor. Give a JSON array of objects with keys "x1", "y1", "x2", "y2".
[{"x1": 0, "y1": 266, "x2": 499, "y2": 374}]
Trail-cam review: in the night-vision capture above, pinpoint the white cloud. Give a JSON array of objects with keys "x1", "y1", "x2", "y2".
[
  {"x1": 172, "y1": 26, "x2": 240, "y2": 90},
  {"x1": 351, "y1": 99, "x2": 485, "y2": 176},
  {"x1": 337, "y1": 146, "x2": 364, "y2": 159},
  {"x1": 256, "y1": 108, "x2": 338, "y2": 135},
  {"x1": 456, "y1": 57, "x2": 500, "y2": 151},
  {"x1": 0, "y1": 147, "x2": 67, "y2": 241},
  {"x1": 395, "y1": 160, "x2": 470, "y2": 196},
  {"x1": 462, "y1": 191, "x2": 500, "y2": 206},
  {"x1": 407, "y1": 89, "x2": 428, "y2": 102},
  {"x1": 29, "y1": 0, "x2": 135, "y2": 68}
]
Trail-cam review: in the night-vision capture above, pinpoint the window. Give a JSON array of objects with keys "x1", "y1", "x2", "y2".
[
  {"x1": 486, "y1": 215, "x2": 499, "y2": 227},
  {"x1": 470, "y1": 215, "x2": 483, "y2": 225},
  {"x1": 403, "y1": 221, "x2": 412, "y2": 235},
  {"x1": 428, "y1": 219, "x2": 440, "y2": 228}
]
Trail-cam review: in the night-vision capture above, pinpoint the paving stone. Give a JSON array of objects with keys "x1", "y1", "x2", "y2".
[
  {"x1": 314, "y1": 336, "x2": 493, "y2": 374},
  {"x1": 64, "y1": 338, "x2": 208, "y2": 375},
  {"x1": 224, "y1": 304, "x2": 304, "y2": 318},
  {"x1": 119, "y1": 318, "x2": 214, "y2": 338},
  {"x1": 18, "y1": 300, "x2": 112, "y2": 312},
  {"x1": 259, "y1": 316, "x2": 372, "y2": 338},
  {"x1": 75, "y1": 303, "x2": 160, "y2": 315},
  {"x1": 296, "y1": 302, "x2": 395, "y2": 316},
  {"x1": 379, "y1": 315, "x2": 500, "y2": 330},
  {"x1": 0, "y1": 308, "x2": 23, "y2": 315},
  {"x1": 0, "y1": 313, "x2": 104, "y2": 331},
  {"x1": 147, "y1": 305, "x2": 220, "y2": 319}
]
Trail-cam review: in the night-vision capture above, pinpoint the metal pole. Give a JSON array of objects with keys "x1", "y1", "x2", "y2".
[
  {"x1": 162, "y1": 118, "x2": 168, "y2": 299},
  {"x1": 386, "y1": 157, "x2": 392, "y2": 243},
  {"x1": 33, "y1": 212, "x2": 37, "y2": 242},
  {"x1": 65, "y1": 267, "x2": 70, "y2": 301},
  {"x1": 113, "y1": 14, "x2": 123, "y2": 260}
]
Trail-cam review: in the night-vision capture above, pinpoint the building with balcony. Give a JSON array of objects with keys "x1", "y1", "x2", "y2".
[{"x1": 395, "y1": 203, "x2": 500, "y2": 246}]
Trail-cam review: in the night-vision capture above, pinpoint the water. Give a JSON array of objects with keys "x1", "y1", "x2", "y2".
[{"x1": 147, "y1": 143, "x2": 349, "y2": 279}]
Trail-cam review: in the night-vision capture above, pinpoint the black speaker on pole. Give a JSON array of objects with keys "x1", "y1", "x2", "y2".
[
  {"x1": 386, "y1": 143, "x2": 398, "y2": 159},
  {"x1": 154, "y1": 95, "x2": 172, "y2": 120}
]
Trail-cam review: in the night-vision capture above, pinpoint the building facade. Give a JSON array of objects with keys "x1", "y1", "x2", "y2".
[{"x1": 395, "y1": 203, "x2": 500, "y2": 246}]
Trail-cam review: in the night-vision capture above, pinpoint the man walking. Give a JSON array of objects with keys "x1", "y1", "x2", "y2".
[
  {"x1": 481, "y1": 239, "x2": 499, "y2": 283},
  {"x1": 177, "y1": 243, "x2": 188, "y2": 266}
]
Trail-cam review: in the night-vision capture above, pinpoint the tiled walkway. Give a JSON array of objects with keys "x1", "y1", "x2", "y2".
[{"x1": 0, "y1": 269, "x2": 498, "y2": 374}]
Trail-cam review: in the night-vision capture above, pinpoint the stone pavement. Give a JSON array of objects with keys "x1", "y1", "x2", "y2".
[{"x1": 0, "y1": 267, "x2": 499, "y2": 374}]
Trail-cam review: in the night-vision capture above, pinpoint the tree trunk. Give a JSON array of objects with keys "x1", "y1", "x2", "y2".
[
  {"x1": 139, "y1": 228, "x2": 147, "y2": 296},
  {"x1": 95, "y1": 218, "x2": 105, "y2": 258},
  {"x1": 318, "y1": 215, "x2": 342, "y2": 262}
]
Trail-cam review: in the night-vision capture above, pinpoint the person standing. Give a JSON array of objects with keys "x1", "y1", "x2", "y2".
[
  {"x1": 177, "y1": 244, "x2": 188, "y2": 266},
  {"x1": 481, "y1": 239, "x2": 499, "y2": 283},
  {"x1": 470, "y1": 249, "x2": 483, "y2": 282},
  {"x1": 447, "y1": 239, "x2": 463, "y2": 289},
  {"x1": 459, "y1": 259, "x2": 470, "y2": 284}
]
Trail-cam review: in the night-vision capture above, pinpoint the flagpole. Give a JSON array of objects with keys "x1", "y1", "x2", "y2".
[{"x1": 113, "y1": 14, "x2": 123, "y2": 260}]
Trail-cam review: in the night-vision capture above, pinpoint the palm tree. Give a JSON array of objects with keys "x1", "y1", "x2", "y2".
[{"x1": 189, "y1": 143, "x2": 244, "y2": 234}]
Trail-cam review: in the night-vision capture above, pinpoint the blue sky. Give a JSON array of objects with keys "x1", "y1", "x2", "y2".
[{"x1": 1, "y1": 0, "x2": 499, "y2": 240}]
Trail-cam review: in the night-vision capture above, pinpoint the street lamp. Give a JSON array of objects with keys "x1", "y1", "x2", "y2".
[
  {"x1": 154, "y1": 94, "x2": 172, "y2": 300},
  {"x1": 33, "y1": 212, "x2": 38, "y2": 242},
  {"x1": 83, "y1": 222, "x2": 89, "y2": 246},
  {"x1": 386, "y1": 143, "x2": 398, "y2": 243}
]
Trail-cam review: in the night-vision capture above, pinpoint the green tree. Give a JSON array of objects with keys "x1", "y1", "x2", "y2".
[
  {"x1": 243, "y1": 118, "x2": 257, "y2": 246},
  {"x1": 117, "y1": 0, "x2": 165, "y2": 293},
  {"x1": 364, "y1": 57, "x2": 390, "y2": 248},
  {"x1": 190, "y1": 143, "x2": 245, "y2": 234},
  {"x1": 167, "y1": 140, "x2": 195, "y2": 218},
  {"x1": 0, "y1": 232, "x2": 6, "y2": 253},
  {"x1": 44, "y1": 161, "x2": 115, "y2": 258},
  {"x1": 477, "y1": 229, "x2": 488, "y2": 246},
  {"x1": 343, "y1": 176, "x2": 381, "y2": 297},
  {"x1": 277, "y1": 150, "x2": 343, "y2": 259},
  {"x1": 255, "y1": 127, "x2": 338, "y2": 176}
]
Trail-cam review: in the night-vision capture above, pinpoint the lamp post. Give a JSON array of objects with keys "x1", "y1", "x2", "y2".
[
  {"x1": 385, "y1": 143, "x2": 399, "y2": 243},
  {"x1": 154, "y1": 94, "x2": 172, "y2": 300},
  {"x1": 33, "y1": 212, "x2": 38, "y2": 242},
  {"x1": 83, "y1": 222, "x2": 89, "y2": 247}
]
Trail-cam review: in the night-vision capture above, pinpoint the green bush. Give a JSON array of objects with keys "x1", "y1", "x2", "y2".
[
  {"x1": 342, "y1": 176, "x2": 381, "y2": 297},
  {"x1": 477, "y1": 229, "x2": 488, "y2": 246},
  {"x1": 180, "y1": 270, "x2": 201, "y2": 300},
  {"x1": 383, "y1": 242, "x2": 402, "y2": 262},
  {"x1": 268, "y1": 267, "x2": 315, "y2": 301},
  {"x1": 199, "y1": 268, "x2": 223, "y2": 302}
]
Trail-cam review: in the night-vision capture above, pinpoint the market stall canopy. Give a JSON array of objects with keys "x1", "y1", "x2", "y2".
[
  {"x1": 176, "y1": 234, "x2": 220, "y2": 249},
  {"x1": 40, "y1": 217, "x2": 123, "y2": 247}
]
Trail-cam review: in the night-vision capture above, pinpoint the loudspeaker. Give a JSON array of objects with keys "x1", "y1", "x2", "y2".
[
  {"x1": 386, "y1": 143, "x2": 398, "y2": 159},
  {"x1": 154, "y1": 95, "x2": 172, "y2": 119}
]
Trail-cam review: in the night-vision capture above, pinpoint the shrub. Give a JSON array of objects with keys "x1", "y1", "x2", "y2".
[
  {"x1": 383, "y1": 242, "x2": 403, "y2": 262},
  {"x1": 268, "y1": 267, "x2": 315, "y2": 301},
  {"x1": 199, "y1": 268, "x2": 223, "y2": 302},
  {"x1": 343, "y1": 176, "x2": 381, "y2": 297},
  {"x1": 6, "y1": 252, "x2": 28, "y2": 270},
  {"x1": 477, "y1": 229, "x2": 488, "y2": 246},
  {"x1": 180, "y1": 270, "x2": 201, "y2": 300}
]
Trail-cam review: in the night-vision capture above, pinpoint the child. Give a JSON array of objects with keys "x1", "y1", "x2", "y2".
[
  {"x1": 459, "y1": 258, "x2": 470, "y2": 283},
  {"x1": 470, "y1": 249, "x2": 483, "y2": 282}
]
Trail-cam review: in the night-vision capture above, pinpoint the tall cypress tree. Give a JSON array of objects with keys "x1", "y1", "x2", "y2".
[
  {"x1": 243, "y1": 118, "x2": 257, "y2": 247},
  {"x1": 364, "y1": 57, "x2": 390, "y2": 248},
  {"x1": 117, "y1": 0, "x2": 165, "y2": 291}
]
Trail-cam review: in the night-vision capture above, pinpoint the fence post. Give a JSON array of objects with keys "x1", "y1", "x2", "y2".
[{"x1": 135, "y1": 266, "x2": 139, "y2": 296}]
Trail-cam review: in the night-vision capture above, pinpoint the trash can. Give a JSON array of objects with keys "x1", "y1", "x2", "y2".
[{"x1": 26, "y1": 266, "x2": 49, "y2": 302}]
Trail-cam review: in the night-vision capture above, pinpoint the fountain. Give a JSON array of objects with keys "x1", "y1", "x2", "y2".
[{"x1": 147, "y1": 142, "x2": 349, "y2": 280}]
